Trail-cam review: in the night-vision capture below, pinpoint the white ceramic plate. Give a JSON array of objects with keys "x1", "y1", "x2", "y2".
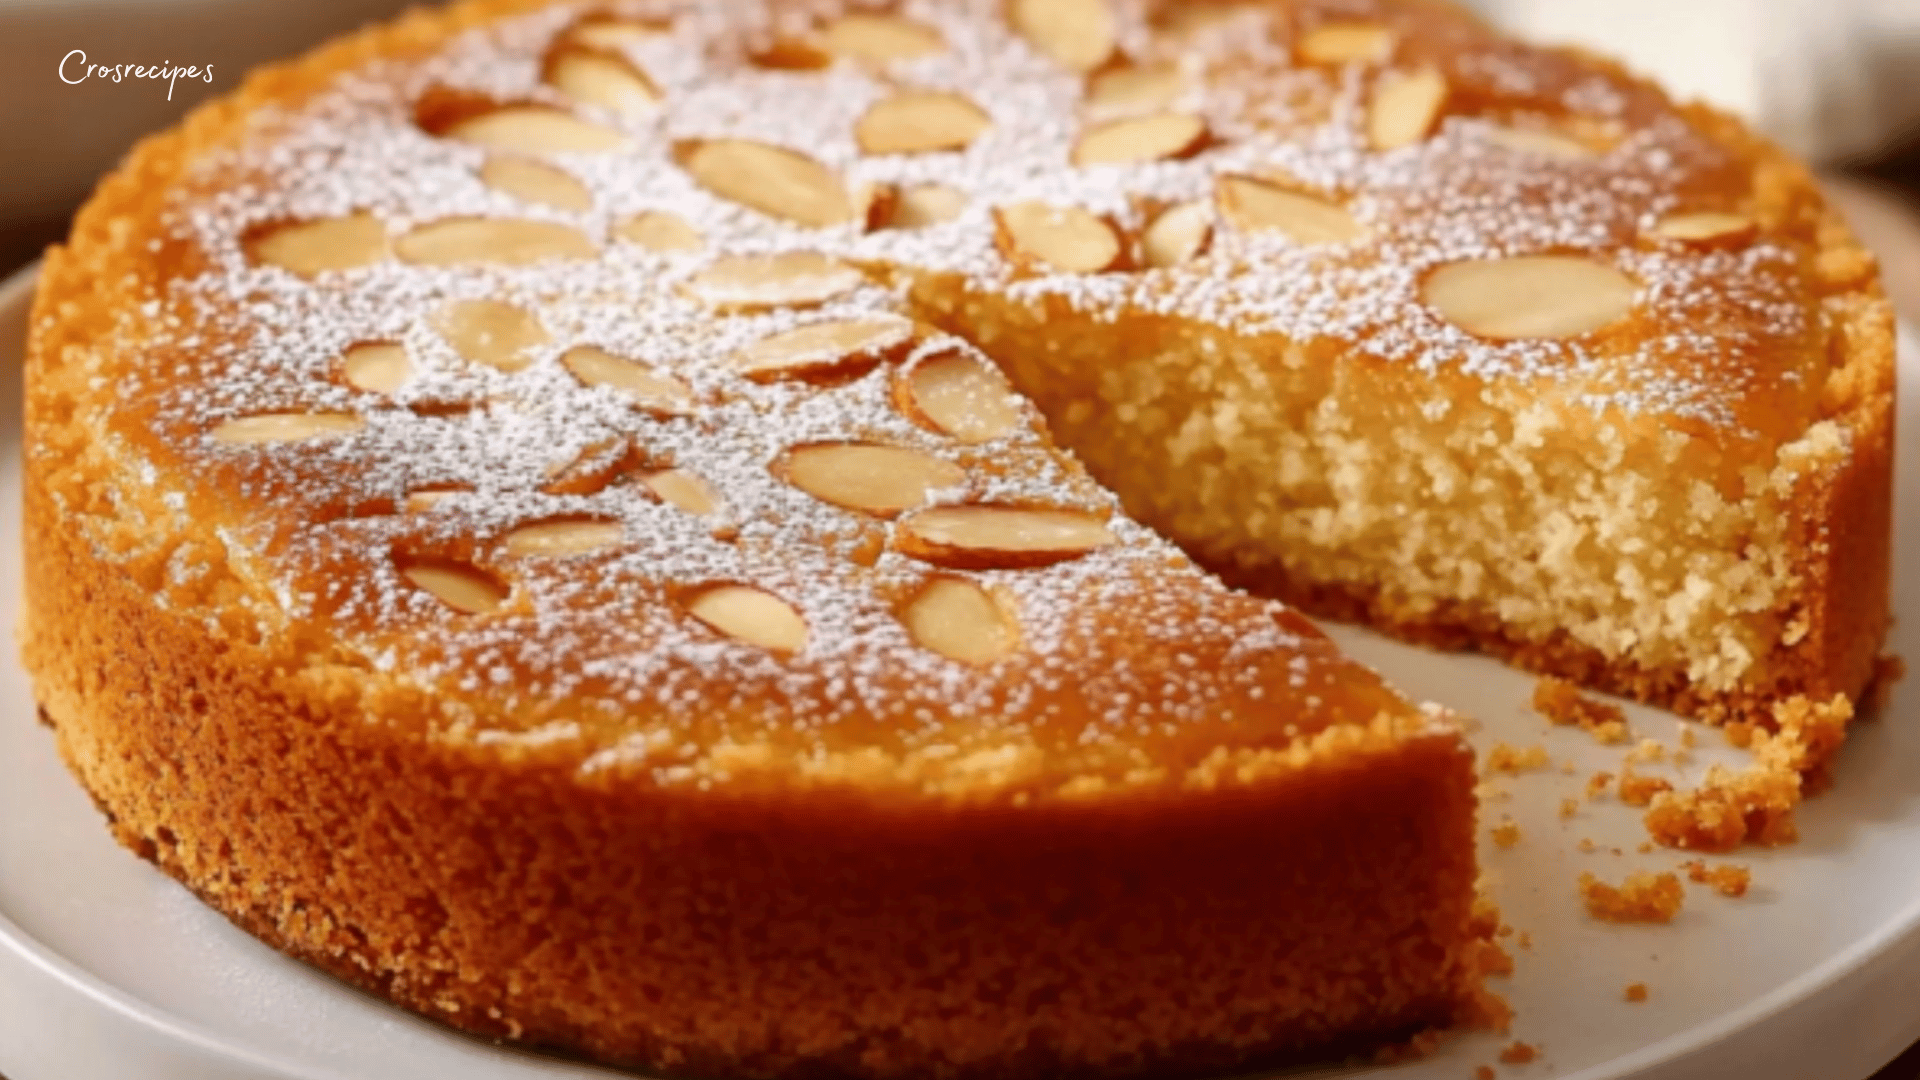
[{"x1": 3, "y1": 259, "x2": 1919, "y2": 1080}]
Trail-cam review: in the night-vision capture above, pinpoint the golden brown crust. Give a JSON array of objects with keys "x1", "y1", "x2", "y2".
[
  {"x1": 18, "y1": 0, "x2": 1896, "y2": 1073},
  {"x1": 23, "y1": 477, "x2": 1484, "y2": 1078}
]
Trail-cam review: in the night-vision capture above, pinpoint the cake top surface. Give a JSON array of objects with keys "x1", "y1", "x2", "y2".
[{"x1": 40, "y1": 0, "x2": 1842, "y2": 794}]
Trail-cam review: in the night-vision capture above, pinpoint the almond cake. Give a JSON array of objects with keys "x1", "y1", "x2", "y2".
[{"x1": 16, "y1": 0, "x2": 1892, "y2": 1076}]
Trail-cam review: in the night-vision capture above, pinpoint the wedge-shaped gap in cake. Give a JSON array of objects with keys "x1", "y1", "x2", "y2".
[
  {"x1": 734, "y1": 315, "x2": 914, "y2": 383},
  {"x1": 396, "y1": 217, "x2": 598, "y2": 267},
  {"x1": 501, "y1": 514, "x2": 626, "y2": 558},
  {"x1": 563, "y1": 346, "x2": 694, "y2": 415},
  {"x1": 684, "y1": 584, "x2": 808, "y2": 653},
  {"x1": 901, "y1": 576, "x2": 1019, "y2": 664},
  {"x1": 895, "y1": 350, "x2": 1023, "y2": 443},
  {"x1": 480, "y1": 157, "x2": 594, "y2": 211},
  {"x1": 1217, "y1": 175, "x2": 1364, "y2": 245},
  {"x1": 774, "y1": 442, "x2": 966, "y2": 517},
  {"x1": 857, "y1": 91, "x2": 991, "y2": 155},
  {"x1": 1422, "y1": 255, "x2": 1637, "y2": 340},
  {"x1": 676, "y1": 139, "x2": 859, "y2": 228},
  {"x1": 210, "y1": 411, "x2": 365, "y2": 445},
  {"x1": 895, "y1": 504, "x2": 1115, "y2": 569},
  {"x1": 243, "y1": 214, "x2": 388, "y2": 277},
  {"x1": 681, "y1": 251, "x2": 867, "y2": 312},
  {"x1": 431, "y1": 299, "x2": 551, "y2": 372},
  {"x1": 395, "y1": 552, "x2": 511, "y2": 615},
  {"x1": 415, "y1": 85, "x2": 627, "y2": 154},
  {"x1": 336, "y1": 341, "x2": 412, "y2": 395},
  {"x1": 615, "y1": 210, "x2": 703, "y2": 252},
  {"x1": 994, "y1": 202, "x2": 1125, "y2": 273},
  {"x1": 543, "y1": 40, "x2": 660, "y2": 116}
]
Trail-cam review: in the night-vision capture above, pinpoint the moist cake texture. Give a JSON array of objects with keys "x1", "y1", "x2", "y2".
[{"x1": 17, "y1": 0, "x2": 1891, "y2": 1075}]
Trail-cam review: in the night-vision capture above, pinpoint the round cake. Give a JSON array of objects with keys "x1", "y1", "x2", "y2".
[{"x1": 19, "y1": 0, "x2": 1891, "y2": 1076}]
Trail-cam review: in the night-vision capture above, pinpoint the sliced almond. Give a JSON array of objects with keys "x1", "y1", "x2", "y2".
[
  {"x1": 643, "y1": 469, "x2": 718, "y2": 516},
  {"x1": 679, "y1": 139, "x2": 856, "y2": 228},
  {"x1": 898, "y1": 352, "x2": 1021, "y2": 443},
  {"x1": 1368, "y1": 67, "x2": 1447, "y2": 151},
  {"x1": 776, "y1": 443, "x2": 965, "y2": 516},
  {"x1": 885, "y1": 184, "x2": 968, "y2": 229},
  {"x1": 431, "y1": 299, "x2": 550, "y2": 372},
  {"x1": 1482, "y1": 125, "x2": 1594, "y2": 160},
  {"x1": 615, "y1": 211, "x2": 703, "y2": 252},
  {"x1": 546, "y1": 48, "x2": 660, "y2": 115},
  {"x1": 1141, "y1": 200, "x2": 1212, "y2": 267},
  {"x1": 246, "y1": 215, "x2": 388, "y2": 277},
  {"x1": 995, "y1": 202, "x2": 1123, "y2": 273},
  {"x1": 562, "y1": 346, "x2": 693, "y2": 413},
  {"x1": 1008, "y1": 0, "x2": 1114, "y2": 72},
  {"x1": 211, "y1": 412, "x2": 364, "y2": 445},
  {"x1": 1085, "y1": 65, "x2": 1184, "y2": 118},
  {"x1": 821, "y1": 13, "x2": 946, "y2": 62},
  {"x1": 748, "y1": 37, "x2": 833, "y2": 70},
  {"x1": 687, "y1": 585, "x2": 807, "y2": 652},
  {"x1": 1218, "y1": 176, "x2": 1364, "y2": 245},
  {"x1": 405, "y1": 486, "x2": 469, "y2": 513},
  {"x1": 856, "y1": 92, "x2": 992, "y2": 155},
  {"x1": 481, "y1": 157, "x2": 594, "y2": 211},
  {"x1": 445, "y1": 106, "x2": 628, "y2": 153},
  {"x1": 400, "y1": 558, "x2": 509, "y2": 615},
  {"x1": 502, "y1": 517, "x2": 625, "y2": 557},
  {"x1": 735, "y1": 316, "x2": 914, "y2": 382},
  {"x1": 565, "y1": 15, "x2": 671, "y2": 51},
  {"x1": 902, "y1": 578, "x2": 1018, "y2": 664},
  {"x1": 543, "y1": 440, "x2": 633, "y2": 496},
  {"x1": 682, "y1": 251, "x2": 865, "y2": 311},
  {"x1": 1072, "y1": 112, "x2": 1207, "y2": 166},
  {"x1": 896, "y1": 505, "x2": 1115, "y2": 568},
  {"x1": 1423, "y1": 255, "x2": 1637, "y2": 340},
  {"x1": 1297, "y1": 22, "x2": 1394, "y2": 65},
  {"x1": 341, "y1": 342, "x2": 411, "y2": 394},
  {"x1": 396, "y1": 218, "x2": 597, "y2": 266},
  {"x1": 1650, "y1": 211, "x2": 1756, "y2": 247},
  {"x1": 1156, "y1": 2, "x2": 1268, "y2": 40}
]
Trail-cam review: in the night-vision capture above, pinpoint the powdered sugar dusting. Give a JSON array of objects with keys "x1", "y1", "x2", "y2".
[{"x1": 97, "y1": 0, "x2": 1808, "y2": 785}]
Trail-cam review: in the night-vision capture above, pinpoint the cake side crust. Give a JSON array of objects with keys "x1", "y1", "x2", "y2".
[{"x1": 20, "y1": 471, "x2": 1488, "y2": 1080}]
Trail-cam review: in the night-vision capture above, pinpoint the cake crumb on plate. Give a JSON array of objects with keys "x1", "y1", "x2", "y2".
[
  {"x1": 1499, "y1": 1040, "x2": 1539, "y2": 1064},
  {"x1": 1580, "y1": 871, "x2": 1684, "y2": 923},
  {"x1": 1486, "y1": 743, "x2": 1553, "y2": 775},
  {"x1": 1682, "y1": 859, "x2": 1753, "y2": 897}
]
